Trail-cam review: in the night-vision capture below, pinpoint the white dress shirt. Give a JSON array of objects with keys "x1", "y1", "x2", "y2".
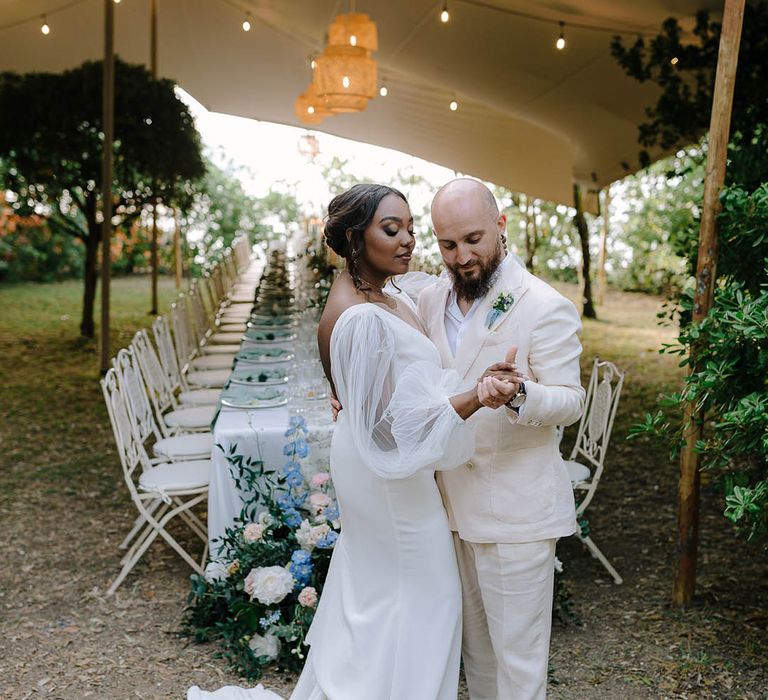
[{"x1": 444, "y1": 254, "x2": 514, "y2": 357}]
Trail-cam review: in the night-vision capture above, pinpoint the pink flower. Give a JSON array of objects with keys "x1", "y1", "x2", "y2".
[
  {"x1": 309, "y1": 492, "x2": 332, "y2": 510},
  {"x1": 298, "y1": 586, "x2": 318, "y2": 608},
  {"x1": 310, "y1": 472, "x2": 331, "y2": 487}
]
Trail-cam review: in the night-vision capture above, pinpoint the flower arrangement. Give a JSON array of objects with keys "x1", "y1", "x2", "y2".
[
  {"x1": 485, "y1": 290, "x2": 515, "y2": 328},
  {"x1": 183, "y1": 416, "x2": 340, "y2": 680}
]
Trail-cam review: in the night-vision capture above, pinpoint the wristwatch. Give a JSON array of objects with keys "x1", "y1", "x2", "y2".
[{"x1": 505, "y1": 382, "x2": 527, "y2": 410}]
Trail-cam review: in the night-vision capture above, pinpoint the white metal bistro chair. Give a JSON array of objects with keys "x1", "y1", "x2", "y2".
[
  {"x1": 564, "y1": 357, "x2": 625, "y2": 584},
  {"x1": 152, "y1": 315, "x2": 227, "y2": 399},
  {"x1": 115, "y1": 346, "x2": 215, "y2": 436},
  {"x1": 189, "y1": 281, "x2": 242, "y2": 350},
  {"x1": 101, "y1": 369, "x2": 209, "y2": 595},
  {"x1": 171, "y1": 296, "x2": 235, "y2": 373}
]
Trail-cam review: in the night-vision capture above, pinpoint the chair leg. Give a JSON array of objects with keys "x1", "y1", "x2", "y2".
[
  {"x1": 175, "y1": 502, "x2": 208, "y2": 543},
  {"x1": 577, "y1": 532, "x2": 623, "y2": 584},
  {"x1": 120, "y1": 502, "x2": 170, "y2": 565},
  {"x1": 118, "y1": 498, "x2": 162, "y2": 550}
]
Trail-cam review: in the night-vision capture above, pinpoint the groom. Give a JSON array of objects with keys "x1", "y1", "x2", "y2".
[{"x1": 418, "y1": 178, "x2": 585, "y2": 700}]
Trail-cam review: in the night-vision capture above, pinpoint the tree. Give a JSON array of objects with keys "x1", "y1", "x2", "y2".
[
  {"x1": 0, "y1": 59, "x2": 204, "y2": 337},
  {"x1": 617, "y1": 5, "x2": 768, "y2": 541}
]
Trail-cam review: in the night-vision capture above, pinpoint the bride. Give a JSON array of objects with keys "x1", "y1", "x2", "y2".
[{"x1": 189, "y1": 184, "x2": 522, "y2": 700}]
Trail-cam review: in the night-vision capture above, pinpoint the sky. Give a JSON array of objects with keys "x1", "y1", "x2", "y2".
[{"x1": 178, "y1": 88, "x2": 457, "y2": 221}]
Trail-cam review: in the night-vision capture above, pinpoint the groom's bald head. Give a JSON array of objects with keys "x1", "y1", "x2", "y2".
[{"x1": 431, "y1": 178, "x2": 506, "y2": 302}]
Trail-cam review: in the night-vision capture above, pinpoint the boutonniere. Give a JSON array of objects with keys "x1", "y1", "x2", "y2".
[{"x1": 485, "y1": 291, "x2": 515, "y2": 328}]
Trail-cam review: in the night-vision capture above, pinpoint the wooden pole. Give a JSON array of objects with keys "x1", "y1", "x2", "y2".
[
  {"x1": 99, "y1": 0, "x2": 115, "y2": 374},
  {"x1": 149, "y1": 0, "x2": 159, "y2": 315},
  {"x1": 596, "y1": 185, "x2": 610, "y2": 306},
  {"x1": 673, "y1": 0, "x2": 745, "y2": 606}
]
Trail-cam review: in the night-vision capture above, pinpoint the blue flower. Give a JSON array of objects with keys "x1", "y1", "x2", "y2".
[
  {"x1": 282, "y1": 460, "x2": 302, "y2": 474},
  {"x1": 275, "y1": 493, "x2": 293, "y2": 510},
  {"x1": 283, "y1": 442, "x2": 296, "y2": 456},
  {"x1": 284, "y1": 470, "x2": 305, "y2": 488},
  {"x1": 324, "y1": 505, "x2": 339, "y2": 522},
  {"x1": 289, "y1": 550, "x2": 313, "y2": 586},
  {"x1": 316, "y1": 530, "x2": 339, "y2": 549},
  {"x1": 281, "y1": 507, "x2": 302, "y2": 528},
  {"x1": 291, "y1": 492, "x2": 308, "y2": 508},
  {"x1": 290, "y1": 416, "x2": 307, "y2": 431},
  {"x1": 295, "y1": 438, "x2": 309, "y2": 458},
  {"x1": 259, "y1": 609, "x2": 281, "y2": 629}
]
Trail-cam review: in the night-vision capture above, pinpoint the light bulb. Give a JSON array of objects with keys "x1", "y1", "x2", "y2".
[
  {"x1": 449, "y1": 100, "x2": 458, "y2": 111},
  {"x1": 310, "y1": 57, "x2": 317, "y2": 70},
  {"x1": 440, "y1": 6, "x2": 450, "y2": 23},
  {"x1": 379, "y1": 85, "x2": 388, "y2": 97},
  {"x1": 242, "y1": 14, "x2": 251, "y2": 32},
  {"x1": 342, "y1": 76, "x2": 350, "y2": 89},
  {"x1": 113, "y1": 0, "x2": 121, "y2": 4},
  {"x1": 350, "y1": 34, "x2": 357, "y2": 46},
  {"x1": 40, "y1": 16, "x2": 50, "y2": 35},
  {"x1": 307, "y1": 106, "x2": 315, "y2": 115},
  {"x1": 670, "y1": 56, "x2": 679, "y2": 65},
  {"x1": 556, "y1": 22, "x2": 565, "y2": 50}
]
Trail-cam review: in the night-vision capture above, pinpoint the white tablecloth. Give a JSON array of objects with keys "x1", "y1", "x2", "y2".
[{"x1": 208, "y1": 373, "x2": 333, "y2": 552}]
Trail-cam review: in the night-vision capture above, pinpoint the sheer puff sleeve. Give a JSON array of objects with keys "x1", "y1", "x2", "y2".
[{"x1": 330, "y1": 306, "x2": 475, "y2": 480}]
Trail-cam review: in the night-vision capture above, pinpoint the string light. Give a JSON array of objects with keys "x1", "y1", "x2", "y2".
[
  {"x1": 670, "y1": 56, "x2": 679, "y2": 65},
  {"x1": 342, "y1": 75, "x2": 351, "y2": 88},
  {"x1": 40, "y1": 15, "x2": 50, "y2": 35},
  {"x1": 350, "y1": 34, "x2": 357, "y2": 46},
  {"x1": 555, "y1": 21, "x2": 566, "y2": 50},
  {"x1": 379, "y1": 84, "x2": 388, "y2": 97},
  {"x1": 310, "y1": 56, "x2": 317, "y2": 70},
  {"x1": 242, "y1": 12, "x2": 252, "y2": 32},
  {"x1": 449, "y1": 99, "x2": 458, "y2": 111},
  {"x1": 440, "y1": 2, "x2": 450, "y2": 23}
]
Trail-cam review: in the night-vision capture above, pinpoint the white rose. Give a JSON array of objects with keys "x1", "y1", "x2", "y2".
[
  {"x1": 248, "y1": 632, "x2": 281, "y2": 661},
  {"x1": 243, "y1": 566, "x2": 295, "y2": 605},
  {"x1": 203, "y1": 561, "x2": 228, "y2": 583},
  {"x1": 243, "y1": 523, "x2": 266, "y2": 543},
  {"x1": 295, "y1": 520, "x2": 331, "y2": 551},
  {"x1": 258, "y1": 511, "x2": 274, "y2": 527}
]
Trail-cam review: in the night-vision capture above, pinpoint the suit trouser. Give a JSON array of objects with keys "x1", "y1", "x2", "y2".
[{"x1": 453, "y1": 534, "x2": 556, "y2": 700}]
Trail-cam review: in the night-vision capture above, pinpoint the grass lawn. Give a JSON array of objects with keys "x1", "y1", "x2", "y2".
[{"x1": 0, "y1": 275, "x2": 765, "y2": 699}]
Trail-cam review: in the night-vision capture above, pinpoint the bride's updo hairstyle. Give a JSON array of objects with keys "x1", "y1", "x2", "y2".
[{"x1": 324, "y1": 183, "x2": 407, "y2": 291}]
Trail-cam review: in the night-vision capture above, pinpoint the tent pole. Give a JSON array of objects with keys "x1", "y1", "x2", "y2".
[
  {"x1": 149, "y1": 0, "x2": 159, "y2": 315},
  {"x1": 99, "y1": 0, "x2": 115, "y2": 374},
  {"x1": 673, "y1": 0, "x2": 745, "y2": 607}
]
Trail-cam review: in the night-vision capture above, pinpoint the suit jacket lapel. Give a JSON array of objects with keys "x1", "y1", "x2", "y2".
[{"x1": 453, "y1": 259, "x2": 528, "y2": 379}]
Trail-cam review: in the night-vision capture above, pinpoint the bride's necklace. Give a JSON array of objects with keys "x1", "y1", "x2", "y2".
[{"x1": 357, "y1": 273, "x2": 397, "y2": 308}]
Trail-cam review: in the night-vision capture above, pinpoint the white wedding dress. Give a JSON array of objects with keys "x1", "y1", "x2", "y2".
[{"x1": 189, "y1": 299, "x2": 475, "y2": 700}]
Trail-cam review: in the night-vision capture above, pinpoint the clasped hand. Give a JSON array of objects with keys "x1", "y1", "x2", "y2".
[{"x1": 476, "y1": 345, "x2": 527, "y2": 410}]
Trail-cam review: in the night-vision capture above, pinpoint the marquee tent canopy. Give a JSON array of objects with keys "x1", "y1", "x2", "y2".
[{"x1": 0, "y1": 0, "x2": 722, "y2": 204}]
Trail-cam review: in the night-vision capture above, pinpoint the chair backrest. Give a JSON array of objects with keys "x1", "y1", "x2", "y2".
[
  {"x1": 101, "y1": 368, "x2": 151, "y2": 490},
  {"x1": 202, "y1": 272, "x2": 221, "y2": 318},
  {"x1": 153, "y1": 314, "x2": 185, "y2": 392},
  {"x1": 131, "y1": 328, "x2": 178, "y2": 422},
  {"x1": 171, "y1": 295, "x2": 196, "y2": 370},
  {"x1": 568, "y1": 357, "x2": 625, "y2": 515},
  {"x1": 188, "y1": 283, "x2": 210, "y2": 346},
  {"x1": 113, "y1": 348, "x2": 163, "y2": 444}
]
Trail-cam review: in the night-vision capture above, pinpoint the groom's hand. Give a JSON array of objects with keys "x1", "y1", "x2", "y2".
[{"x1": 479, "y1": 347, "x2": 527, "y2": 385}]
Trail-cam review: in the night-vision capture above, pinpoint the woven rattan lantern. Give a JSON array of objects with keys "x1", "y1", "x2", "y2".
[
  {"x1": 327, "y1": 12, "x2": 378, "y2": 51},
  {"x1": 294, "y1": 83, "x2": 332, "y2": 125},
  {"x1": 314, "y1": 44, "x2": 377, "y2": 113}
]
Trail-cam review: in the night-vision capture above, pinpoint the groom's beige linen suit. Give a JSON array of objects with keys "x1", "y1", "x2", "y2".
[{"x1": 418, "y1": 258, "x2": 584, "y2": 700}]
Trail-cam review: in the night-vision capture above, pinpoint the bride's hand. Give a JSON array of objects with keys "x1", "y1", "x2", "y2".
[
  {"x1": 478, "y1": 346, "x2": 527, "y2": 385},
  {"x1": 477, "y1": 376, "x2": 520, "y2": 409}
]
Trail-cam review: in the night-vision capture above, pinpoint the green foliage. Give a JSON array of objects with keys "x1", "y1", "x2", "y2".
[
  {"x1": 183, "y1": 419, "x2": 340, "y2": 680},
  {"x1": 619, "y1": 7, "x2": 768, "y2": 542},
  {"x1": 0, "y1": 58, "x2": 204, "y2": 335},
  {"x1": 0, "y1": 220, "x2": 84, "y2": 282}
]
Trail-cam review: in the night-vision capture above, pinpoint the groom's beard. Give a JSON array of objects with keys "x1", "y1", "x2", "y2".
[{"x1": 446, "y1": 245, "x2": 504, "y2": 302}]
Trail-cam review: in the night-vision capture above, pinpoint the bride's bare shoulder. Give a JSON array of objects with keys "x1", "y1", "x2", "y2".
[{"x1": 317, "y1": 276, "x2": 367, "y2": 346}]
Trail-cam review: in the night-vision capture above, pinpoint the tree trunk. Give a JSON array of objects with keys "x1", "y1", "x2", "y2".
[
  {"x1": 573, "y1": 184, "x2": 597, "y2": 319},
  {"x1": 80, "y1": 217, "x2": 100, "y2": 338}
]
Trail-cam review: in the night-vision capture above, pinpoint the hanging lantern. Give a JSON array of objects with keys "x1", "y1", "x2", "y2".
[
  {"x1": 294, "y1": 83, "x2": 332, "y2": 125},
  {"x1": 327, "y1": 12, "x2": 378, "y2": 51},
  {"x1": 314, "y1": 44, "x2": 377, "y2": 113}
]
